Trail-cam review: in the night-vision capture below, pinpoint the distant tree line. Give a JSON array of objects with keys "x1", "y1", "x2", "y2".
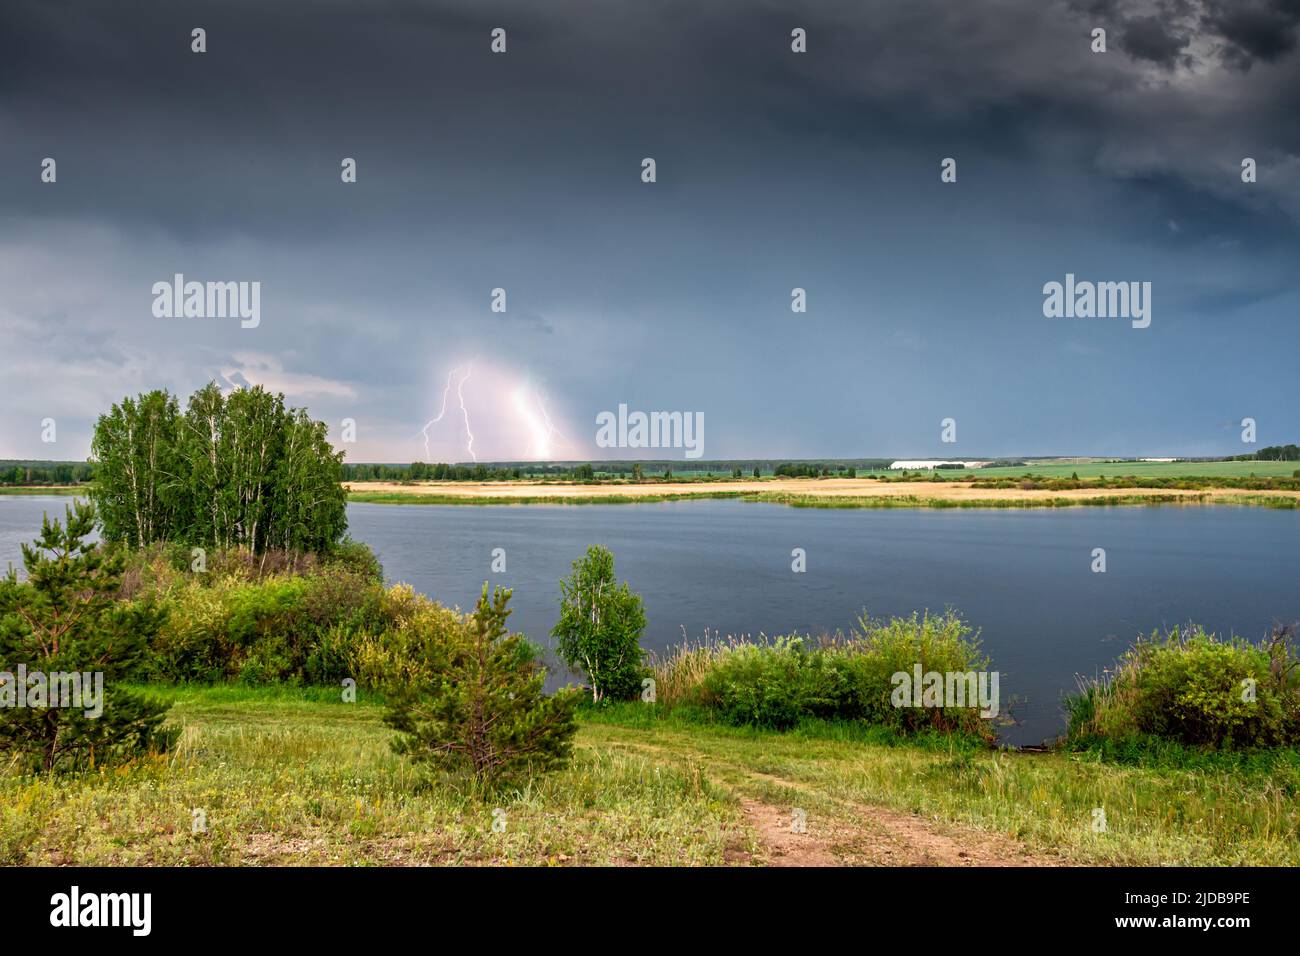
[
  {"x1": 343, "y1": 460, "x2": 895, "y2": 481},
  {"x1": 1231, "y1": 444, "x2": 1300, "y2": 462},
  {"x1": 343, "y1": 462, "x2": 528, "y2": 481},
  {"x1": 773, "y1": 462, "x2": 858, "y2": 478},
  {"x1": 90, "y1": 384, "x2": 347, "y2": 553},
  {"x1": 0, "y1": 461, "x2": 95, "y2": 485}
]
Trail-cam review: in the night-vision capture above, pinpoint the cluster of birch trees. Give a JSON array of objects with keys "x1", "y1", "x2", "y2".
[{"x1": 89, "y1": 383, "x2": 347, "y2": 554}]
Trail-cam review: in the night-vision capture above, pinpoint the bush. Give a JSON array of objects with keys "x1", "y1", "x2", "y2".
[
  {"x1": 355, "y1": 586, "x2": 471, "y2": 692},
  {"x1": 322, "y1": 538, "x2": 384, "y2": 584},
  {"x1": 1066, "y1": 624, "x2": 1300, "y2": 750},
  {"x1": 696, "y1": 638, "x2": 810, "y2": 729},
  {"x1": 139, "y1": 549, "x2": 387, "y2": 683},
  {"x1": 657, "y1": 610, "x2": 997, "y2": 741}
]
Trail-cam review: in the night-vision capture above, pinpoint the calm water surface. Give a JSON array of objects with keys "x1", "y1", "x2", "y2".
[{"x1": 4, "y1": 495, "x2": 1297, "y2": 744}]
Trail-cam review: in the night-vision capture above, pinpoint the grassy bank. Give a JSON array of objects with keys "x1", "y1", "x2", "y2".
[{"x1": 3, "y1": 684, "x2": 1297, "y2": 866}]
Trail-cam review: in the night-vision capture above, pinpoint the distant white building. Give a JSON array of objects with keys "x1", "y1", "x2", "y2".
[{"x1": 889, "y1": 460, "x2": 990, "y2": 470}]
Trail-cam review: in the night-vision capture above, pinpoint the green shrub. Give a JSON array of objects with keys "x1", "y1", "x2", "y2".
[
  {"x1": 146, "y1": 582, "x2": 235, "y2": 681},
  {"x1": 660, "y1": 610, "x2": 996, "y2": 741},
  {"x1": 355, "y1": 586, "x2": 469, "y2": 692},
  {"x1": 237, "y1": 639, "x2": 296, "y2": 686},
  {"x1": 143, "y1": 559, "x2": 387, "y2": 683},
  {"x1": 696, "y1": 638, "x2": 810, "y2": 729},
  {"x1": 323, "y1": 538, "x2": 384, "y2": 583},
  {"x1": 1066, "y1": 624, "x2": 1300, "y2": 750},
  {"x1": 304, "y1": 622, "x2": 366, "y2": 685}
]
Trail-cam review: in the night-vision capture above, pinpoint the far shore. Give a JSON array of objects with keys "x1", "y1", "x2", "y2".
[
  {"x1": 344, "y1": 477, "x2": 1300, "y2": 509},
  {"x1": 7, "y1": 477, "x2": 1298, "y2": 510}
]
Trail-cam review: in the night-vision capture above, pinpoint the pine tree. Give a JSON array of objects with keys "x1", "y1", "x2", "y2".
[
  {"x1": 0, "y1": 502, "x2": 176, "y2": 772},
  {"x1": 384, "y1": 585, "x2": 579, "y2": 785}
]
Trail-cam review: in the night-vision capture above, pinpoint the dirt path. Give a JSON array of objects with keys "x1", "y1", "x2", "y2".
[
  {"x1": 598, "y1": 736, "x2": 1062, "y2": 867},
  {"x1": 735, "y1": 772, "x2": 1058, "y2": 867},
  {"x1": 737, "y1": 799, "x2": 838, "y2": 866}
]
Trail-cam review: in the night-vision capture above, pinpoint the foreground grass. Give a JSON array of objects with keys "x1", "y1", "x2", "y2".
[
  {"x1": 3, "y1": 686, "x2": 1297, "y2": 866},
  {"x1": 584, "y1": 707, "x2": 1300, "y2": 866},
  {"x1": 0, "y1": 686, "x2": 738, "y2": 867}
]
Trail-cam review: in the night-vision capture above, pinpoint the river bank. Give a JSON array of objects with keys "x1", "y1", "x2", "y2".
[{"x1": 344, "y1": 477, "x2": 1300, "y2": 509}]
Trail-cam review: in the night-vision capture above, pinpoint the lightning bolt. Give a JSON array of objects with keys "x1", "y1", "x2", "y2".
[
  {"x1": 420, "y1": 364, "x2": 564, "y2": 463},
  {"x1": 457, "y1": 364, "x2": 477, "y2": 462},
  {"x1": 536, "y1": 391, "x2": 564, "y2": 446},
  {"x1": 419, "y1": 364, "x2": 477, "y2": 463},
  {"x1": 419, "y1": 368, "x2": 457, "y2": 462}
]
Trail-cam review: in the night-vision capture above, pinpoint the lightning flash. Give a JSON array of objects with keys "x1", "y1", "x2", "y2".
[
  {"x1": 420, "y1": 363, "x2": 566, "y2": 463},
  {"x1": 420, "y1": 364, "x2": 475, "y2": 462}
]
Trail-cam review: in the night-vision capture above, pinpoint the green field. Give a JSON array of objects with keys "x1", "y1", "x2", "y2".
[
  {"x1": 961, "y1": 460, "x2": 1300, "y2": 480},
  {"x1": 3, "y1": 685, "x2": 1297, "y2": 866}
]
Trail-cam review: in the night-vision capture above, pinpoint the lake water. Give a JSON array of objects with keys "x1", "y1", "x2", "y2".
[{"x1": 4, "y1": 495, "x2": 1298, "y2": 744}]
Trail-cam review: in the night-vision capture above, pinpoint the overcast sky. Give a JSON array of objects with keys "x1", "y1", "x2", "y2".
[{"x1": 1, "y1": 0, "x2": 1298, "y2": 462}]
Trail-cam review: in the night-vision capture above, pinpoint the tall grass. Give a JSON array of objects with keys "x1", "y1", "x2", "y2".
[
  {"x1": 1065, "y1": 624, "x2": 1300, "y2": 752},
  {"x1": 648, "y1": 611, "x2": 998, "y2": 741}
]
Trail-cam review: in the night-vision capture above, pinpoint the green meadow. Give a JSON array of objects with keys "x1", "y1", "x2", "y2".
[
  {"x1": 962, "y1": 460, "x2": 1299, "y2": 480},
  {"x1": 3, "y1": 685, "x2": 1297, "y2": 867}
]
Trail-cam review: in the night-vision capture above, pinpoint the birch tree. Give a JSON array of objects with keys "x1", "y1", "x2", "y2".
[{"x1": 551, "y1": 546, "x2": 647, "y2": 703}]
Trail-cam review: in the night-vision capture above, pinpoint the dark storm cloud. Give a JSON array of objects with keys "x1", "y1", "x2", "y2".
[
  {"x1": 1204, "y1": 0, "x2": 1300, "y2": 68},
  {"x1": 1, "y1": 0, "x2": 1298, "y2": 459},
  {"x1": 2, "y1": 0, "x2": 1298, "y2": 236},
  {"x1": 1080, "y1": 0, "x2": 1300, "y2": 69},
  {"x1": 1120, "y1": 14, "x2": 1192, "y2": 66}
]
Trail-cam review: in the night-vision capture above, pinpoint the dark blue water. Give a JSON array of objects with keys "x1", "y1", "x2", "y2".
[{"x1": 4, "y1": 495, "x2": 1298, "y2": 744}]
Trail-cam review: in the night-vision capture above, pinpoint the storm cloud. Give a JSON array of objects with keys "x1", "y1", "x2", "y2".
[{"x1": 1, "y1": 0, "x2": 1297, "y2": 461}]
